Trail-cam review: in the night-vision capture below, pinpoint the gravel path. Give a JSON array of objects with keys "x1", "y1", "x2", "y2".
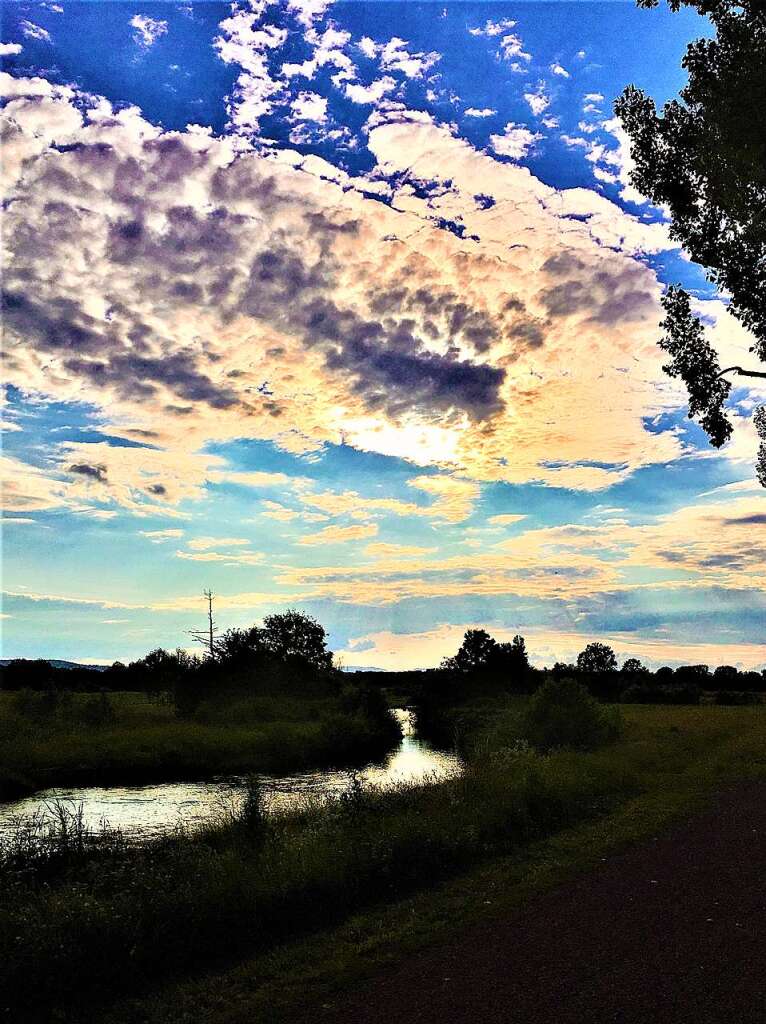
[{"x1": 319, "y1": 781, "x2": 766, "y2": 1024}]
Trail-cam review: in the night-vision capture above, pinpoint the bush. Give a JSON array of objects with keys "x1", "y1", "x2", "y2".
[{"x1": 520, "y1": 676, "x2": 622, "y2": 752}]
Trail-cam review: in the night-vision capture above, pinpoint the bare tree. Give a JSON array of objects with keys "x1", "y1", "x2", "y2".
[{"x1": 187, "y1": 589, "x2": 219, "y2": 659}]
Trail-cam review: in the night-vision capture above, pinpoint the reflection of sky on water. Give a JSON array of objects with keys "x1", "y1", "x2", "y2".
[{"x1": 0, "y1": 711, "x2": 461, "y2": 841}]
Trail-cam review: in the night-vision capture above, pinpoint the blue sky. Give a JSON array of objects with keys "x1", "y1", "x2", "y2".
[{"x1": 2, "y1": 1, "x2": 764, "y2": 670}]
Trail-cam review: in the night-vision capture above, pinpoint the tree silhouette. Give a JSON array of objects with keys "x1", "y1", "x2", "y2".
[
  {"x1": 442, "y1": 629, "x2": 497, "y2": 674},
  {"x1": 261, "y1": 610, "x2": 334, "y2": 674},
  {"x1": 577, "y1": 642, "x2": 618, "y2": 674},
  {"x1": 615, "y1": 0, "x2": 766, "y2": 483}
]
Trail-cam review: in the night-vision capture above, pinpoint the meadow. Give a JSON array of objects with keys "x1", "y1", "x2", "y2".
[
  {"x1": 0, "y1": 689, "x2": 401, "y2": 800},
  {"x1": 2, "y1": 694, "x2": 765, "y2": 1024}
]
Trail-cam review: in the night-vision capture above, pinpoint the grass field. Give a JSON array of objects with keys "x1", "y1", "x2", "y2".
[
  {"x1": 2, "y1": 701, "x2": 765, "y2": 1023},
  {"x1": 0, "y1": 690, "x2": 400, "y2": 799}
]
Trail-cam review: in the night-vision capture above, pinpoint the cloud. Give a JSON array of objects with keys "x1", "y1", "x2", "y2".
[
  {"x1": 550, "y1": 63, "x2": 570, "y2": 78},
  {"x1": 286, "y1": 0, "x2": 334, "y2": 29},
  {"x1": 298, "y1": 522, "x2": 378, "y2": 545},
  {"x1": 524, "y1": 83, "x2": 551, "y2": 117},
  {"x1": 1, "y1": 69, "x2": 723, "y2": 507},
  {"x1": 214, "y1": 12, "x2": 287, "y2": 130},
  {"x1": 130, "y1": 15, "x2": 168, "y2": 49},
  {"x1": 19, "y1": 21, "x2": 51, "y2": 43},
  {"x1": 175, "y1": 548, "x2": 265, "y2": 565},
  {"x1": 489, "y1": 122, "x2": 542, "y2": 160},
  {"x1": 140, "y1": 528, "x2": 184, "y2": 542},
  {"x1": 468, "y1": 19, "x2": 517, "y2": 38},
  {"x1": 344, "y1": 76, "x2": 397, "y2": 104},
  {"x1": 0, "y1": 43, "x2": 22, "y2": 56},
  {"x1": 487, "y1": 514, "x2": 527, "y2": 526},
  {"x1": 1, "y1": 454, "x2": 67, "y2": 512},
  {"x1": 290, "y1": 90, "x2": 328, "y2": 122},
  {"x1": 357, "y1": 36, "x2": 440, "y2": 80},
  {"x1": 498, "y1": 33, "x2": 531, "y2": 65},
  {"x1": 365, "y1": 542, "x2": 437, "y2": 559},
  {"x1": 464, "y1": 107, "x2": 496, "y2": 119},
  {"x1": 187, "y1": 536, "x2": 251, "y2": 551}
]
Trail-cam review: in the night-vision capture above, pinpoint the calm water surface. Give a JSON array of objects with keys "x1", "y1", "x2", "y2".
[{"x1": 0, "y1": 709, "x2": 461, "y2": 841}]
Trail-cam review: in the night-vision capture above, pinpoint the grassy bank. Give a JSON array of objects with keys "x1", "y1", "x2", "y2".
[
  {"x1": 3, "y1": 703, "x2": 766, "y2": 1022},
  {"x1": 0, "y1": 690, "x2": 401, "y2": 799}
]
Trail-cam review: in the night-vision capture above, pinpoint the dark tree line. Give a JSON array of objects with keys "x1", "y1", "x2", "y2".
[
  {"x1": 1, "y1": 611, "x2": 342, "y2": 716},
  {"x1": 2, "y1": 622, "x2": 763, "y2": 709}
]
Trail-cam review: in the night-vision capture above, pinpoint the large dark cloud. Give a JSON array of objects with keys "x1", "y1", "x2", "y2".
[
  {"x1": 3, "y1": 115, "x2": 510, "y2": 428},
  {"x1": 538, "y1": 251, "x2": 655, "y2": 326}
]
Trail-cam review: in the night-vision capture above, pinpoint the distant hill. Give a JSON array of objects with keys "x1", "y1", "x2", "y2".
[{"x1": 0, "y1": 659, "x2": 109, "y2": 672}]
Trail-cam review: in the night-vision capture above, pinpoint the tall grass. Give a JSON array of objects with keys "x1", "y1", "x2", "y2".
[{"x1": 1, "y1": 745, "x2": 636, "y2": 1020}]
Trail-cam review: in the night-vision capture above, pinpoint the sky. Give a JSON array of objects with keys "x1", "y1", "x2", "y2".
[{"x1": 1, "y1": 0, "x2": 764, "y2": 671}]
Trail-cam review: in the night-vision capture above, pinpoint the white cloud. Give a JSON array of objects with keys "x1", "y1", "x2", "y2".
[
  {"x1": 464, "y1": 107, "x2": 496, "y2": 119},
  {"x1": 286, "y1": 0, "x2": 333, "y2": 29},
  {"x1": 290, "y1": 90, "x2": 328, "y2": 122},
  {"x1": 2, "y1": 74, "x2": 714, "y2": 507},
  {"x1": 176, "y1": 548, "x2": 265, "y2": 565},
  {"x1": 344, "y1": 76, "x2": 397, "y2": 104},
  {"x1": 468, "y1": 18, "x2": 517, "y2": 38},
  {"x1": 214, "y1": 13, "x2": 288, "y2": 131},
  {"x1": 499, "y1": 32, "x2": 531, "y2": 64},
  {"x1": 140, "y1": 529, "x2": 185, "y2": 543},
  {"x1": 550, "y1": 63, "x2": 570, "y2": 78},
  {"x1": 19, "y1": 21, "x2": 51, "y2": 43},
  {"x1": 0, "y1": 42, "x2": 22, "y2": 56},
  {"x1": 298, "y1": 522, "x2": 378, "y2": 546},
  {"x1": 489, "y1": 122, "x2": 542, "y2": 160},
  {"x1": 187, "y1": 536, "x2": 251, "y2": 551},
  {"x1": 524, "y1": 83, "x2": 551, "y2": 116},
  {"x1": 130, "y1": 15, "x2": 168, "y2": 49}
]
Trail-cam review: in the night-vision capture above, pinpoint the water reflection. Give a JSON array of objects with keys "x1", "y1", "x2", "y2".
[{"x1": 0, "y1": 709, "x2": 461, "y2": 842}]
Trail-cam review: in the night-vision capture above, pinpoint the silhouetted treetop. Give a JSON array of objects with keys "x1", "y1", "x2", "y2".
[
  {"x1": 616, "y1": 0, "x2": 766, "y2": 482},
  {"x1": 577, "y1": 642, "x2": 618, "y2": 674}
]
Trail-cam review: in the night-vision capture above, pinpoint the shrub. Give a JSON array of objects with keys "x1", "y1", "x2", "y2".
[{"x1": 520, "y1": 676, "x2": 622, "y2": 752}]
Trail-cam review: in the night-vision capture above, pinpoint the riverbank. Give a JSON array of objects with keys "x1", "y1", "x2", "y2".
[
  {"x1": 0, "y1": 691, "x2": 401, "y2": 799},
  {"x1": 3, "y1": 703, "x2": 766, "y2": 1023}
]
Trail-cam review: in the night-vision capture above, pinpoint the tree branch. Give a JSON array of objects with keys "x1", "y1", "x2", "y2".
[{"x1": 716, "y1": 365, "x2": 766, "y2": 380}]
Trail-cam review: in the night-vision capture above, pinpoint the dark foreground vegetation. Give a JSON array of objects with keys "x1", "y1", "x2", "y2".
[
  {"x1": 2, "y1": 687, "x2": 766, "y2": 1024},
  {"x1": 0, "y1": 611, "x2": 400, "y2": 799}
]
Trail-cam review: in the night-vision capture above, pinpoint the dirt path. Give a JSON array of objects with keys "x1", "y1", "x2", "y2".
[{"x1": 318, "y1": 781, "x2": 766, "y2": 1024}]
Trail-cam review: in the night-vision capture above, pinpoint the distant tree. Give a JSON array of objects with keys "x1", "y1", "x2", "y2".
[
  {"x1": 615, "y1": 0, "x2": 766, "y2": 483},
  {"x1": 622, "y1": 657, "x2": 648, "y2": 676},
  {"x1": 674, "y1": 664, "x2": 710, "y2": 685},
  {"x1": 655, "y1": 666, "x2": 675, "y2": 684},
  {"x1": 551, "y1": 661, "x2": 578, "y2": 680},
  {"x1": 492, "y1": 634, "x2": 531, "y2": 691},
  {"x1": 261, "y1": 610, "x2": 334, "y2": 674},
  {"x1": 713, "y1": 664, "x2": 740, "y2": 685},
  {"x1": 442, "y1": 629, "x2": 498, "y2": 675},
  {"x1": 739, "y1": 670, "x2": 766, "y2": 692},
  {"x1": 577, "y1": 642, "x2": 618, "y2": 675},
  {"x1": 215, "y1": 626, "x2": 267, "y2": 670}
]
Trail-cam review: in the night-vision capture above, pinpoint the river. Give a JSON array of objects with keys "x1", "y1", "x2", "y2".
[{"x1": 0, "y1": 709, "x2": 461, "y2": 842}]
